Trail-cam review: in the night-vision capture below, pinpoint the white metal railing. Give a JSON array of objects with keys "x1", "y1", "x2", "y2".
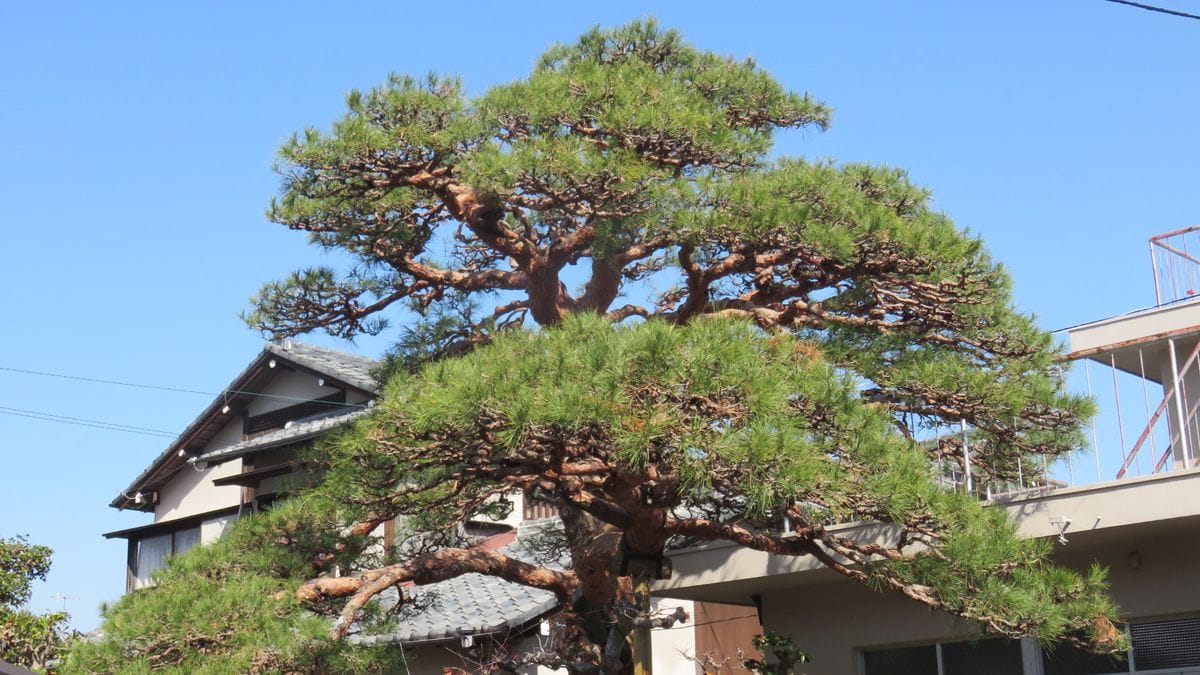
[
  {"x1": 1151, "y1": 225, "x2": 1200, "y2": 306},
  {"x1": 930, "y1": 334, "x2": 1200, "y2": 500}
]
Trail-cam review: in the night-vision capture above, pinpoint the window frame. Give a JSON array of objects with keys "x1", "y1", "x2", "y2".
[{"x1": 130, "y1": 524, "x2": 203, "y2": 589}]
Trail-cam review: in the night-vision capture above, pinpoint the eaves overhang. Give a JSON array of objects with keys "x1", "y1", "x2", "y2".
[
  {"x1": 102, "y1": 505, "x2": 241, "y2": 540},
  {"x1": 109, "y1": 342, "x2": 378, "y2": 511}
]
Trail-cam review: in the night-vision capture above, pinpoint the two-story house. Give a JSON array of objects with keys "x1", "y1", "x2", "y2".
[
  {"x1": 104, "y1": 339, "x2": 757, "y2": 674},
  {"x1": 104, "y1": 340, "x2": 377, "y2": 590}
]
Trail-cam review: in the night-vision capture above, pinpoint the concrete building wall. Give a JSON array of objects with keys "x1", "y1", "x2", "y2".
[{"x1": 1066, "y1": 302, "x2": 1200, "y2": 357}]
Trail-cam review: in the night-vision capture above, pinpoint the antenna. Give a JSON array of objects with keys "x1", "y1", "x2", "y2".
[{"x1": 49, "y1": 593, "x2": 75, "y2": 613}]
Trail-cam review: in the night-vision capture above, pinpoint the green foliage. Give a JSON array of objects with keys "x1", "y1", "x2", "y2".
[
  {"x1": 318, "y1": 316, "x2": 1121, "y2": 649},
  {"x1": 0, "y1": 608, "x2": 73, "y2": 672},
  {"x1": 1, "y1": 536, "x2": 52, "y2": 608},
  {"x1": 62, "y1": 496, "x2": 405, "y2": 674},
  {"x1": 245, "y1": 15, "x2": 1091, "y2": 491},
  {"x1": 1, "y1": 536, "x2": 75, "y2": 672},
  {"x1": 743, "y1": 632, "x2": 809, "y2": 675}
]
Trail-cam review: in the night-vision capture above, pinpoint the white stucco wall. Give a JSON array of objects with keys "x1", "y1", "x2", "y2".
[
  {"x1": 200, "y1": 514, "x2": 235, "y2": 544},
  {"x1": 651, "y1": 598, "x2": 700, "y2": 675},
  {"x1": 154, "y1": 417, "x2": 244, "y2": 522},
  {"x1": 152, "y1": 368, "x2": 368, "y2": 523}
]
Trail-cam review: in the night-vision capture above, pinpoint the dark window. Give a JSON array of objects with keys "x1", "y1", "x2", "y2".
[
  {"x1": 940, "y1": 638, "x2": 1022, "y2": 675},
  {"x1": 1041, "y1": 643, "x2": 1128, "y2": 675},
  {"x1": 862, "y1": 644, "x2": 937, "y2": 675}
]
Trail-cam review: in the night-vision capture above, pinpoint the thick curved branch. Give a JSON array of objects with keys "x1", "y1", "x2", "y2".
[
  {"x1": 297, "y1": 547, "x2": 579, "y2": 638},
  {"x1": 403, "y1": 171, "x2": 535, "y2": 266},
  {"x1": 663, "y1": 517, "x2": 816, "y2": 555},
  {"x1": 399, "y1": 257, "x2": 527, "y2": 294}
]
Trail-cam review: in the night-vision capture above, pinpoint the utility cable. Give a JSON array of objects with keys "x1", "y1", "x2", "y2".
[
  {"x1": 0, "y1": 408, "x2": 178, "y2": 439},
  {"x1": 0, "y1": 365, "x2": 367, "y2": 408},
  {"x1": 1104, "y1": 0, "x2": 1200, "y2": 21},
  {"x1": 0, "y1": 400, "x2": 365, "y2": 446}
]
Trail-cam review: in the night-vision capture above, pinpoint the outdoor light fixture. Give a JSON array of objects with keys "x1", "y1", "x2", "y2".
[
  {"x1": 177, "y1": 449, "x2": 187, "y2": 458},
  {"x1": 133, "y1": 492, "x2": 144, "y2": 505},
  {"x1": 221, "y1": 405, "x2": 231, "y2": 414},
  {"x1": 268, "y1": 359, "x2": 277, "y2": 368},
  {"x1": 317, "y1": 377, "x2": 325, "y2": 387}
]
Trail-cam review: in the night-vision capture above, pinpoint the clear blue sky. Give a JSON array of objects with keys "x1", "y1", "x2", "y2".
[{"x1": 1, "y1": 1, "x2": 1197, "y2": 631}]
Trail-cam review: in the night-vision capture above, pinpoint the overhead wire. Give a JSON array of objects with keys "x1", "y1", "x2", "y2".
[
  {"x1": 0, "y1": 365, "x2": 367, "y2": 408},
  {"x1": 1, "y1": 401, "x2": 365, "y2": 449},
  {"x1": 0, "y1": 407, "x2": 179, "y2": 439},
  {"x1": 1104, "y1": 0, "x2": 1200, "y2": 20}
]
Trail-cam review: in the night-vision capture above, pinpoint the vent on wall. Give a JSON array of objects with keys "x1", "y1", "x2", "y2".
[{"x1": 1131, "y1": 616, "x2": 1200, "y2": 671}]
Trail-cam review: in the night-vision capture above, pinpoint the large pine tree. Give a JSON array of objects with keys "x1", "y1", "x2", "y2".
[{"x1": 72, "y1": 21, "x2": 1121, "y2": 674}]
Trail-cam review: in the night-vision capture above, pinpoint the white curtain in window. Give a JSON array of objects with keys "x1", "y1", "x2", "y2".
[
  {"x1": 134, "y1": 534, "x2": 172, "y2": 589},
  {"x1": 174, "y1": 528, "x2": 200, "y2": 556}
]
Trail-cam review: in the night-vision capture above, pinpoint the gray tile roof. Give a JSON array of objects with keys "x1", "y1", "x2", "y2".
[
  {"x1": 112, "y1": 340, "x2": 379, "y2": 508},
  {"x1": 354, "y1": 520, "x2": 565, "y2": 645},
  {"x1": 197, "y1": 406, "x2": 370, "y2": 464},
  {"x1": 268, "y1": 340, "x2": 380, "y2": 394}
]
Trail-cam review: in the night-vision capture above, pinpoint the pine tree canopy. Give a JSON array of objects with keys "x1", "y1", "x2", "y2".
[{"x1": 75, "y1": 20, "x2": 1122, "y2": 675}]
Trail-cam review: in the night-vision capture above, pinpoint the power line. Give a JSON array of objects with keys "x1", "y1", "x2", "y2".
[
  {"x1": 0, "y1": 365, "x2": 366, "y2": 408},
  {"x1": 1, "y1": 399, "x2": 366, "y2": 452},
  {"x1": 0, "y1": 408, "x2": 178, "y2": 439},
  {"x1": 1104, "y1": 0, "x2": 1200, "y2": 20},
  {"x1": 0, "y1": 365, "x2": 211, "y2": 396},
  {"x1": 0, "y1": 405, "x2": 179, "y2": 436}
]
